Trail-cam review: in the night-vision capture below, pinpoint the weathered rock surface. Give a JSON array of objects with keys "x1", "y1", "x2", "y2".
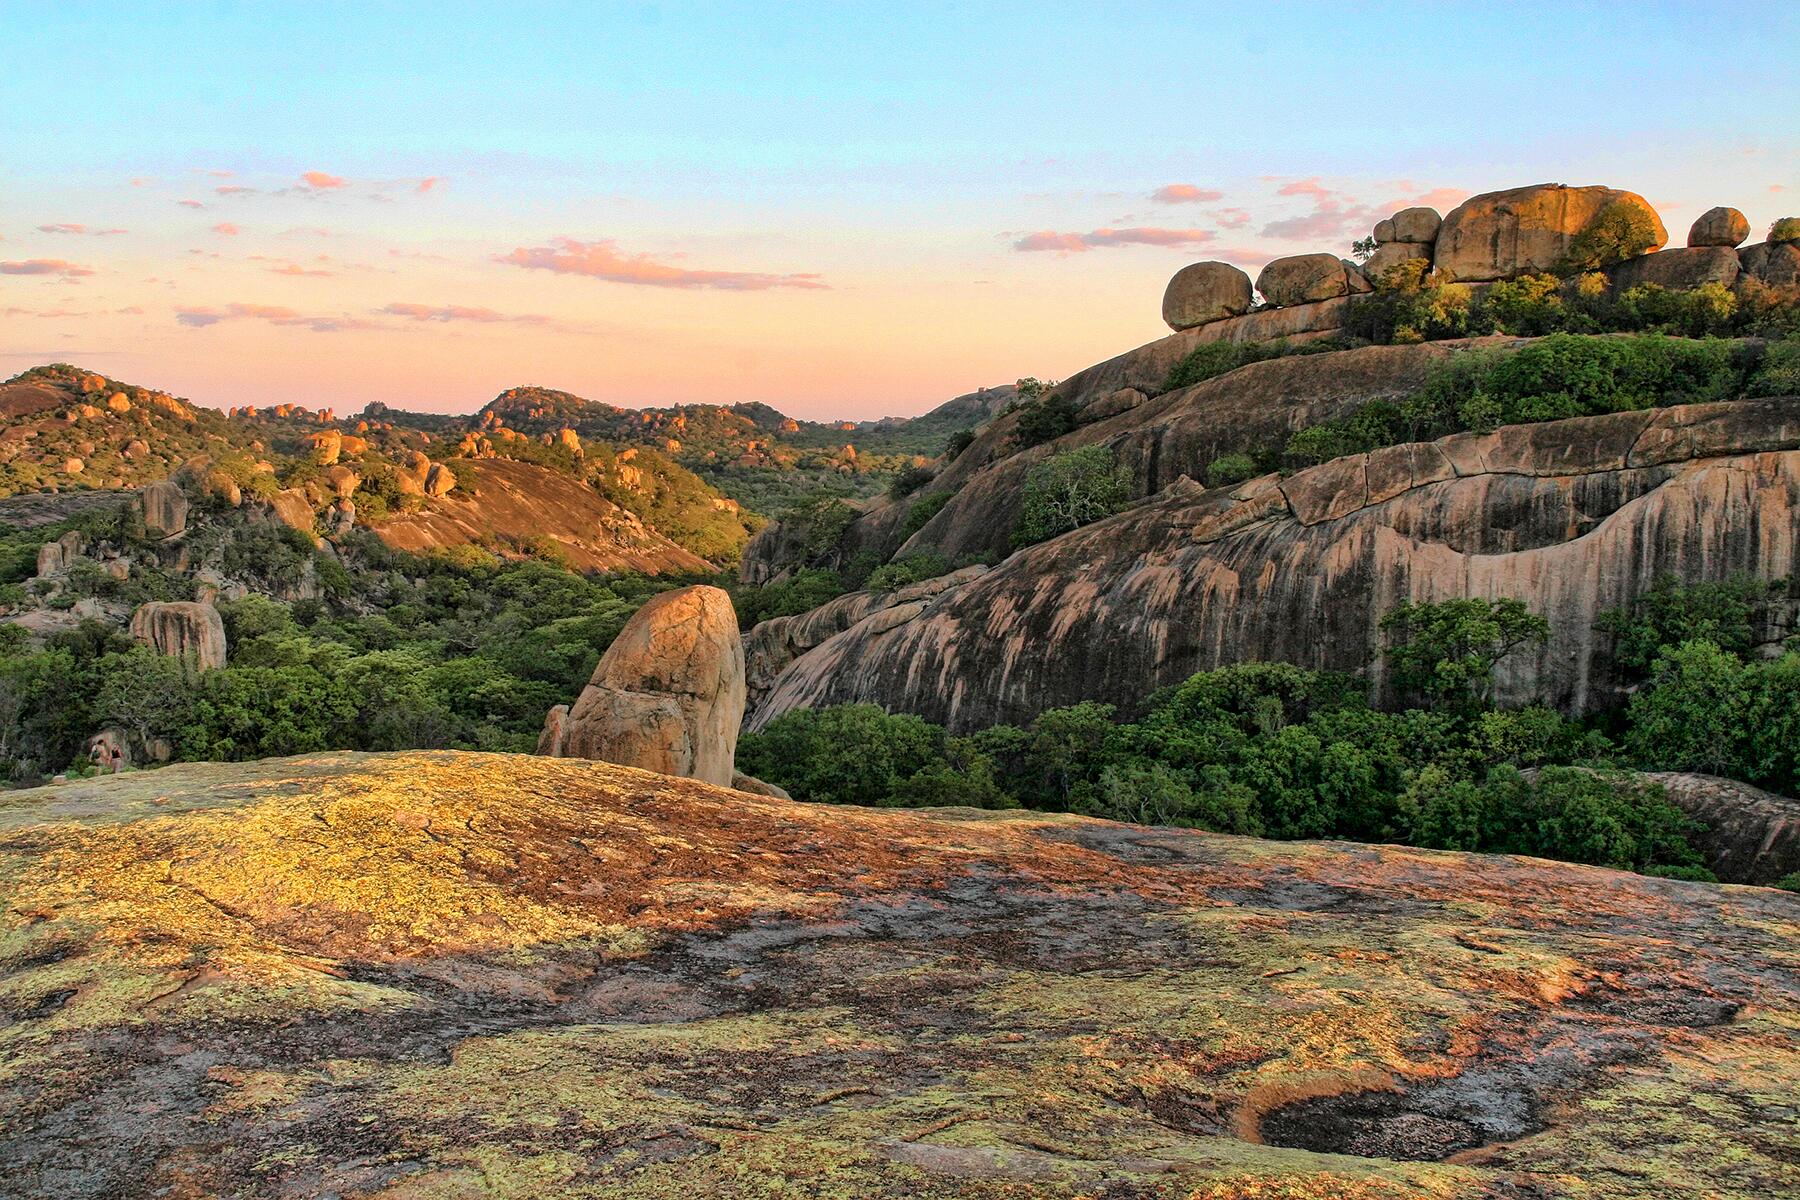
[
  {"x1": 753, "y1": 397, "x2": 1800, "y2": 732},
  {"x1": 865, "y1": 340, "x2": 1473, "y2": 567},
  {"x1": 267, "y1": 488, "x2": 315, "y2": 534},
  {"x1": 1161, "y1": 261, "x2": 1253, "y2": 330},
  {"x1": 1390, "y1": 205, "x2": 1443, "y2": 243},
  {"x1": 1689, "y1": 206, "x2": 1750, "y2": 248},
  {"x1": 1740, "y1": 240, "x2": 1800, "y2": 288},
  {"x1": 1, "y1": 751, "x2": 1795, "y2": 1199},
  {"x1": 1363, "y1": 240, "x2": 1433, "y2": 279},
  {"x1": 1645, "y1": 772, "x2": 1800, "y2": 885},
  {"x1": 132, "y1": 479, "x2": 188, "y2": 539},
  {"x1": 33, "y1": 530, "x2": 83, "y2": 578},
  {"x1": 539, "y1": 585, "x2": 745, "y2": 787},
  {"x1": 128, "y1": 600, "x2": 227, "y2": 671},
  {"x1": 1256, "y1": 252, "x2": 1354, "y2": 306},
  {"x1": 1608, "y1": 245, "x2": 1741, "y2": 292},
  {"x1": 424, "y1": 461, "x2": 457, "y2": 498},
  {"x1": 1434, "y1": 184, "x2": 1667, "y2": 282},
  {"x1": 377, "y1": 458, "x2": 710, "y2": 575}
]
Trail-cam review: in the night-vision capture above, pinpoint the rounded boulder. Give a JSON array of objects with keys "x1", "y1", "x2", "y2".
[
  {"x1": 1255, "y1": 253, "x2": 1352, "y2": 307},
  {"x1": 1688, "y1": 206, "x2": 1749, "y2": 248},
  {"x1": 1161, "y1": 262, "x2": 1253, "y2": 331},
  {"x1": 1434, "y1": 183, "x2": 1666, "y2": 281}
]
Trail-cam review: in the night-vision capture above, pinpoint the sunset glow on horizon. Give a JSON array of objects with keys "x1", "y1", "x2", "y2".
[{"x1": 3, "y1": 1, "x2": 1796, "y2": 420}]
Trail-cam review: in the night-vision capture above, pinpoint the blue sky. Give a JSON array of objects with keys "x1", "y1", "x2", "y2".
[{"x1": 1, "y1": 1, "x2": 1795, "y2": 417}]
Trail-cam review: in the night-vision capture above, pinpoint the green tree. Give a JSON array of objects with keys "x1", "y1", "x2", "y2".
[
  {"x1": 1013, "y1": 445, "x2": 1131, "y2": 546},
  {"x1": 1625, "y1": 639, "x2": 1751, "y2": 777},
  {"x1": 1380, "y1": 598, "x2": 1550, "y2": 711}
]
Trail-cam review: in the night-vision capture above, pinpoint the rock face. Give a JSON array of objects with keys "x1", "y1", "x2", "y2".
[
  {"x1": 133, "y1": 480, "x2": 189, "y2": 539},
  {"x1": 1689, "y1": 206, "x2": 1750, "y2": 248},
  {"x1": 2, "y1": 750, "x2": 1796, "y2": 1199},
  {"x1": 1641, "y1": 772, "x2": 1800, "y2": 885},
  {"x1": 1740, "y1": 241, "x2": 1800, "y2": 288},
  {"x1": 1390, "y1": 205, "x2": 1443, "y2": 243},
  {"x1": 423, "y1": 462, "x2": 457, "y2": 497},
  {"x1": 1363, "y1": 240, "x2": 1431, "y2": 278},
  {"x1": 1434, "y1": 184, "x2": 1667, "y2": 282},
  {"x1": 1255, "y1": 252, "x2": 1353, "y2": 306},
  {"x1": 1160, "y1": 261, "x2": 1253, "y2": 330},
  {"x1": 267, "y1": 489, "x2": 315, "y2": 534},
  {"x1": 752, "y1": 397, "x2": 1800, "y2": 733},
  {"x1": 538, "y1": 585, "x2": 745, "y2": 787},
  {"x1": 1608, "y1": 246, "x2": 1741, "y2": 292},
  {"x1": 128, "y1": 600, "x2": 227, "y2": 671},
  {"x1": 34, "y1": 530, "x2": 83, "y2": 578}
]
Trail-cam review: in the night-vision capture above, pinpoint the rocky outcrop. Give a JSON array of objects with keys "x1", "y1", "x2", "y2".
[
  {"x1": 128, "y1": 600, "x2": 227, "y2": 671},
  {"x1": 1256, "y1": 253, "x2": 1356, "y2": 306},
  {"x1": 1160, "y1": 261, "x2": 1253, "y2": 331},
  {"x1": 730, "y1": 770, "x2": 791, "y2": 799},
  {"x1": 1434, "y1": 184, "x2": 1667, "y2": 282},
  {"x1": 1689, "y1": 206, "x2": 1750, "y2": 248},
  {"x1": 538, "y1": 585, "x2": 745, "y2": 786},
  {"x1": 34, "y1": 530, "x2": 83, "y2": 578},
  {"x1": 375, "y1": 458, "x2": 710, "y2": 574},
  {"x1": 267, "y1": 489, "x2": 315, "y2": 535},
  {"x1": 4, "y1": 750, "x2": 1796, "y2": 1199},
  {"x1": 1740, "y1": 241, "x2": 1800, "y2": 288},
  {"x1": 1608, "y1": 246, "x2": 1741, "y2": 292},
  {"x1": 1389, "y1": 205, "x2": 1443, "y2": 243},
  {"x1": 1643, "y1": 772, "x2": 1800, "y2": 885},
  {"x1": 1363, "y1": 240, "x2": 1431, "y2": 278},
  {"x1": 132, "y1": 480, "x2": 188, "y2": 539},
  {"x1": 874, "y1": 340, "x2": 1472, "y2": 567},
  {"x1": 752, "y1": 397, "x2": 1800, "y2": 733},
  {"x1": 423, "y1": 462, "x2": 457, "y2": 498}
]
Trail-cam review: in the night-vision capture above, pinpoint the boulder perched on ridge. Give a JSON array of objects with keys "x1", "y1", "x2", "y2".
[
  {"x1": 1609, "y1": 246, "x2": 1741, "y2": 292},
  {"x1": 1256, "y1": 253, "x2": 1354, "y2": 307},
  {"x1": 1434, "y1": 183, "x2": 1666, "y2": 281},
  {"x1": 537, "y1": 585, "x2": 746, "y2": 787},
  {"x1": 1688, "y1": 206, "x2": 1750, "y2": 248},
  {"x1": 129, "y1": 600, "x2": 227, "y2": 671},
  {"x1": 1161, "y1": 261, "x2": 1253, "y2": 330},
  {"x1": 1362, "y1": 240, "x2": 1431, "y2": 279},
  {"x1": 1389, "y1": 205, "x2": 1443, "y2": 243},
  {"x1": 1740, "y1": 241, "x2": 1800, "y2": 288}
]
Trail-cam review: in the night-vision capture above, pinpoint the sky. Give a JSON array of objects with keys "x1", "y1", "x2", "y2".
[{"x1": 1, "y1": 2, "x2": 1797, "y2": 421}]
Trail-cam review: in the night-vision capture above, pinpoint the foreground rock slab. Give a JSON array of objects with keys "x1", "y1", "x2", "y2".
[{"x1": 1, "y1": 751, "x2": 1796, "y2": 1199}]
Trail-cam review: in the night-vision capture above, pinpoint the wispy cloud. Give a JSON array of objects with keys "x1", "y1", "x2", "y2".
[
  {"x1": 1151, "y1": 184, "x2": 1224, "y2": 205},
  {"x1": 1013, "y1": 227, "x2": 1215, "y2": 253},
  {"x1": 301, "y1": 171, "x2": 347, "y2": 190},
  {"x1": 498, "y1": 237, "x2": 828, "y2": 290},
  {"x1": 0, "y1": 259, "x2": 94, "y2": 277},
  {"x1": 212, "y1": 222, "x2": 242, "y2": 236},
  {"x1": 175, "y1": 302, "x2": 379, "y2": 332},
  {"x1": 215, "y1": 185, "x2": 258, "y2": 197},
  {"x1": 380, "y1": 302, "x2": 549, "y2": 324},
  {"x1": 177, "y1": 199, "x2": 205, "y2": 209},
  {"x1": 37, "y1": 223, "x2": 125, "y2": 236},
  {"x1": 415, "y1": 176, "x2": 444, "y2": 194}
]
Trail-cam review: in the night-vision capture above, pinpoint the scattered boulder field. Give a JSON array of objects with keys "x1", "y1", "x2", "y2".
[{"x1": 2, "y1": 751, "x2": 1796, "y2": 1198}]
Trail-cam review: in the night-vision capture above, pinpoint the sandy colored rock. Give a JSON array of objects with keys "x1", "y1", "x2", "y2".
[
  {"x1": 1608, "y1": 246, "x2": 1741, "y2": 293},
  {"x1": 1390, "y1": 205, "x2": 1443, "y2": 243},
  {"x1": 1640, "y1": 772, "x2": 1800, "y2": 885},
  {"x1": 1434, "y1": 183, "x2": 1667, "y2": 281},
  {"x1": 730, "y1": 770, "x2": 791, "y2": 799},
  {"x1": 1160, "y1": 261, "x2": 1253, "y2": 330},
  {"x1": 306, "y1": 428, "x2": 342, "y2": 465},
  {"x1": 540, "y1": 585, "x2": 745, "y2": 787},
  {"x1": 753, "y1": 397, "x2": 1800, "y2": 733},
  {"x1": 423, "y1": 462, "x2": 456, "y2": 497},
  {"x1": 267, "y1": 489, "x2": 315, "y2": 534},
  {"x1": 128, "y1": 600, "x2": 227, "y2": 671},
  {"x1": 325, "y1": 463, "x2": 360, "y2": 500},
  {"x1": 134, "y1": 479, "x2": 190, "y2": 539},
  {"x1": 0, "y1": 750, "x2": 1795, "y2": 1198},
  {"x1": 202, "y1": 468, "x2": 242, "y2": 507},
  {"x1": 1739, "y1": 241, "x2": 1800, "y2": 288},
  {"x1": 1256, "y1": 253, "x2": 1352, "y2": 306},
  {"x1": 1688, "y1": 206, "x2": 1750, "y2": 248},
  {"x1": 1363, "y1": 240, "x2": 1431, "y2": 280}
]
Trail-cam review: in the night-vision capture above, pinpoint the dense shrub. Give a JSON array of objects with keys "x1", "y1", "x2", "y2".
[
  {"x1": 1771, "y1": 218, "x2": 1800, "y2": 244},
  {"x1": 887, "y1": 464, "x2": 936, "y2": 499},
  {"x1": 865, "y1": 552, "x2": 951, "y2": 592},
  {"x1": 1203, "y1": 453, "x2": 1260, "y2": 488},
  {"x1": 1012, "y1": 393, "x2": 1079, "y2": 448},
  {"x1": 1560, "y1": 200, "x2": 1664, "y2": 272},
  {"x1": 898, "y1": 491, "x2": 951, "y2": 540},
  {"x1": 1381, "y1": 598, "x2": 1551, "y2": 711},
  {"x1": 942, "y1": 429, "x2": 976, "y2": 460},
  {"x1": 1013, "y1": 446, "x2": 1131, "y2": 546}
]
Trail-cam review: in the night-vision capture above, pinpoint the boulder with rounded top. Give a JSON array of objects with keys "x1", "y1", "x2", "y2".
[
  {"x1": 1434, "y1": 183, "x2": 1666, "y2": 281},
  {"x1": 134, "y1": 480, "x2": 189, "y2": 539},
  {"x1": 1255, "y1": 253, "x2": 1352, "y2": 307},
  {"x1": 1688, "y1": 206, "x2": 1750, "y2": 248},
  {"x1": 1161, "y1": 262, "x2": 1253, "y2": 331},
  {"x1": 129, "y1": 601, "x2": 227, "y2": 671},
  {"x1": 1390, "y1": 206, "x2": 1443, "y2": 243}
]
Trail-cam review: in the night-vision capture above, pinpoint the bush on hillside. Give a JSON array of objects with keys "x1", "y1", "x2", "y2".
[
  {"x1": 1013, "y1": 445, "x2": 1131, "y2": 546},
  {"x1": 1203, "y1": 453, "x2": 1260, "y2": 488},
  {"x1": 1771, "y1": 218, "x2": 1800, "y2": 244},
  {"x1": 1559, "y1": 200, "x2": 1664, "y2": 273}
]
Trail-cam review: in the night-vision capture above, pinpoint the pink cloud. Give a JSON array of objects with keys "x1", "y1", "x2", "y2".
[
  {"x1": 0, "y1": 259, "x2": 94, "y2": 277},
  {"x1": 177, "y1": 199, "x2": 205, "y2": 209},
  {"x1": 175, "y1": 302, "x2": 377, "y2": 333},
  {"x1": 1276, "y1": 177, "x2": 1335, "y2": 201},
  {"x1": 381, "y1": 302, "x2": 548, "y2": 324},
  {"x1": 1213, "y1": 208, "x2": 1252, "y2": 229},
  {"x1": 39, "y1": 223, "x2": 127, "y2": 236},
  {"x1": 416, "y1": 176, "x2": 444, "y2": 194},
  {"x1": 130, "y1": 177, "x2": 154, "y2": 187},
  {"x1": 212, "y1": 223, "x2": 242, "y2": 236},
  {"x1": 266, "y1": 262, "x2": 333, "y2": 277},
  {"x1": 1013, "y1": 227, "x2": 1215, "y2": 253},
  {"x1": 1152, "y1": 184, "x2": 1224, "y2": 205},
  {"x1": 498, "y1": 237, "x2": 829, "y2": 290},
  {"x1": 1381, "y1": 185, "x2": 1470, "y2": 212},
  {"x1": 301, "y1": 171, "x2": 347, "y2": 190},
  {"x1": 215, "y1": 185, "x2": 258, "y2": 196}
]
